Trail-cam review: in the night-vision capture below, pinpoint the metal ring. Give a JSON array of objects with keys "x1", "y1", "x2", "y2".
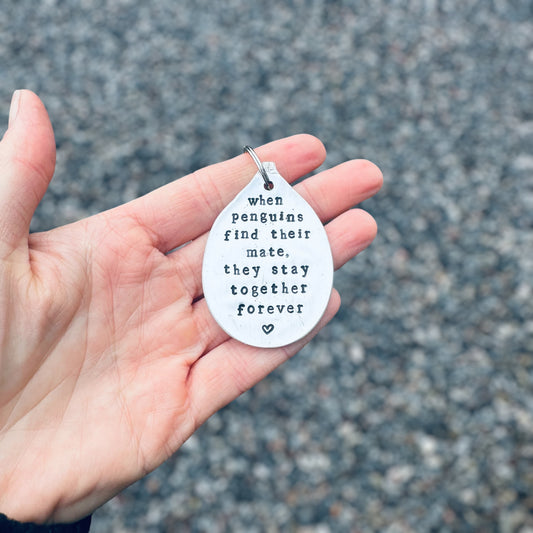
[{"x1": 243, "y1": 146, "x2": 274, "y2": 190}]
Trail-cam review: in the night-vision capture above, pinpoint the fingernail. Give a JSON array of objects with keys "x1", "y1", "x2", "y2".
[{"x1": 9, "y1": 90, "x2": 22, "y2": 127}]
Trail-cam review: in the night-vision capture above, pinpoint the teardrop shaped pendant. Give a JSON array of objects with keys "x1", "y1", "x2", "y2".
[{"x1": 202, "y1": 148, "x2": 333, "y2": 348}]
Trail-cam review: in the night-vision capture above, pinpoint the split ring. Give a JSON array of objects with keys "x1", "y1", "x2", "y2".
[{"x1": 243, "y1": 146, "x2": 274, "y2": 190}]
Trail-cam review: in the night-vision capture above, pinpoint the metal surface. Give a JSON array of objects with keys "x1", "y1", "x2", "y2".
[{"x1": 202, "y1": 163, "x2": 333, "y2": 348}]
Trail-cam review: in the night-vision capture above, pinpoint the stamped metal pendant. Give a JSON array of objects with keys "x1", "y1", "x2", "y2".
[{"x1": 202, "y1": 148, "x2": 333, "y2": 348}]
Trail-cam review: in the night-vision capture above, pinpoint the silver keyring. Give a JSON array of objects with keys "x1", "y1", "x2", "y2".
[{"x1": 243, "y1": 146, "x2": 274, "y2": 190}]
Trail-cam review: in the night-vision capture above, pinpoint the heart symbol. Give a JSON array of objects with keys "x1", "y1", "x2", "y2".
[{"x1": 262, "y1": 324, "x2": 274, "y2": 335}]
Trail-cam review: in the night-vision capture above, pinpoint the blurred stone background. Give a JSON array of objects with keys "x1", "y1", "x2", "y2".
[{"x1": 1, "y1": 1, "x2": 532, "y2": 531}]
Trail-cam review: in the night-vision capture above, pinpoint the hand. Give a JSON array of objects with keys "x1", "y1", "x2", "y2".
[{"x1": 0, "y1": 91, "x2": 382, "y2": 523}]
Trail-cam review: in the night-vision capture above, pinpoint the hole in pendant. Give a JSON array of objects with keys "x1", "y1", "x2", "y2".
[{"x1": 264, "y1": 181, "x2": 274, "y2": 191}]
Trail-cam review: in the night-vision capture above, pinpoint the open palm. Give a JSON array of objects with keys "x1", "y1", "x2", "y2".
[{"x1": 0, "y1": 91, "x2": 382, "y2": 524}]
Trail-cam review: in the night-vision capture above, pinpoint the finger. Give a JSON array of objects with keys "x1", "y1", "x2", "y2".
[
  {"x1": 328, "y1": 208, "x2": 378, "y2": 270},
  {"x1": 169, "y1": 159, "x2": 382, "y2": 299},
  {"x1": 124, "y1": 134, "x2": 327, "y2": 252},
  {"x1": 191, "y1": 296, "x2": 231, "y2": 352},
  {"x1": 186, "y1": 289, "x2": 341, "y2": 429},
  {"x1": 188, "y1": 210, "x2": 376, "y2": 354},
  {"x1": 0, "y1": 90, "x2": 56, "y2": 254},
  {"x1": 184, "y1": 212, "x2": 376, "y2": 393},
  {"x1": 295, "y1": 159, "x2": 383, "y2": 223},
  {"x1": 170, "y1": 233, "x2": 209, "y2": 298},
  {"x1": 173, "y1": 205, "x2": 378, "y2": 302}
]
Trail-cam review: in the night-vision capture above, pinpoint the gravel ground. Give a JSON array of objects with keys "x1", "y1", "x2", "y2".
[{"x1": 2, "y1": 1, "x2": 533, "y2": 531}]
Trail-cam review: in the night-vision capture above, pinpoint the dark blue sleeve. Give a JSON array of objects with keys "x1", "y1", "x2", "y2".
[{"x1": 0, "y1": 514, "x2": 91, "y2": 533}]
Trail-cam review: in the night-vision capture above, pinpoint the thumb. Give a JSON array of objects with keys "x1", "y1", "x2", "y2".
[{"x1": 0, "y1": 90, "x2": 56, "y2": 253}]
